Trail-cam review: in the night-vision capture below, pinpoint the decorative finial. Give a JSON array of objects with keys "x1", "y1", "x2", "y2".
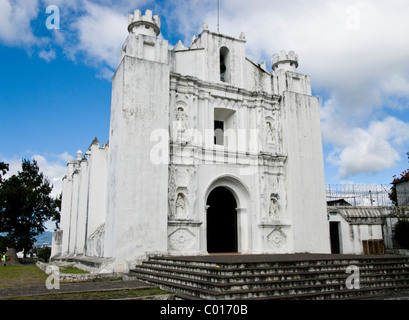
[
  {"x1": 173, "y1": 40, "x2": 188, "y2": 51},
  {"x1": 202, "y1": 21, "x2": 209, "y2": 31}
]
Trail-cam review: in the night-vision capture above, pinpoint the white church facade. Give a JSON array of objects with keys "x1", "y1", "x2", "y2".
[{"x1": 52, "y1": 9, "x2": 332, "y2": 272}]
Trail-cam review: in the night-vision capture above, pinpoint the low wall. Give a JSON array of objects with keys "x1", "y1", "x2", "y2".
[{"x1": 36, "y1": 261, "x2": 122, "y2": 283}]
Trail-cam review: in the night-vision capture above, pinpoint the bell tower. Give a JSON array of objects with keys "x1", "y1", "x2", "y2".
[
  {"x1": 120, "y1": 9, "x2": 168, "y2": 63},
  {"x1": 272, "y1": 50, "x2": 330, "y2": 254},
  {"x1": 104, "y1": 10, "x2": 170, "y2": 270}
]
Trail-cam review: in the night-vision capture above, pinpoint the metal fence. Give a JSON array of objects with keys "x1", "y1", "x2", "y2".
[{"x1": 325, "y1": 184, "x2": 394, "y2": 206}]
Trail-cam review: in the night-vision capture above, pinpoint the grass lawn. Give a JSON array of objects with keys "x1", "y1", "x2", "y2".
[
  {"x1": 0, "y1": 265, "x2": 49, "y2": 289},
  {"x1": 0, "y1": 264, "x2": 170, "y2": 300},
  {"x1": 59, "y1": 266, "x2": 89, "y2": 274}
]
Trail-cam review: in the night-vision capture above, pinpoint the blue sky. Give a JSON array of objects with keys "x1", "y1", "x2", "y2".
[{"x1": 1, "y1": 0, "x2": 409, "y2": 199}]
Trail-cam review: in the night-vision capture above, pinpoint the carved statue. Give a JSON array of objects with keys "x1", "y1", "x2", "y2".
[
  {"x1": 175, "y1": 107, "x2": 188, "y2": 142},
  {"x1": 175, "y1": 193, "x2": 187, "y2": 219},
  {"x1": 269, "y1": 193, "x2": 280, "y2": 220},
  {"x1": 266, "y1": 122, "x2": 276, "y2": 146},
  {"x1": 176, "y1": 107, "x2": 187, "y2": 133}
]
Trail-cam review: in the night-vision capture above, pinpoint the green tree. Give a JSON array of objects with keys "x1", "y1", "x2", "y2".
[
  {"x1": 51, "y1": 192, "x2": 61, "y2": 231},
  {"x1": 0, "y1": 162, "x2": 9, "y2": 182},
  {"x1": 0, "y1": 159, "x2": 59, "y2": 257}
]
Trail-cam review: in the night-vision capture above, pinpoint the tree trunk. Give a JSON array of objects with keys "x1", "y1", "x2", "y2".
[{"x1": 5, "y1": 248, "x2": 21, "y2": 265}]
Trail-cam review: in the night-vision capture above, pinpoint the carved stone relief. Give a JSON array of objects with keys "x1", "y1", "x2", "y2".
[
  {"x1": 168, "y1": 228, "x2": 195, "y2": 251},
  {"x1": 168, "y1": 165, "x2": 177, "y2": 218},
  {"x1": 175, "y1": 106, "x2": 187, "y2": 141},
  {"x1": 267, "y1": 228, "x2": 287, "y2": 249},
  {"x1": 175, "y1": 193, "x2": 188, "y2": 219},
  {"x1": 268, "y1": 193, "x2": 280, "y2": 220},
  {"x1": 264, "y1": 110, "x2": 282, "y2": 154},
  {"x1": 266, "y1": 121, "x2": 276, "y2": 149},
  {"x1": 260, "y1": 173, "x2": 286, "y2": 224},
  {"x1": 186, "y1": 166, "x2": 197, "y2": 217},
  {"x1": 168, "y1": 165, "x2": 197, "y2": 220},
  {"x1": 170, "y1": 87, "x2": 199, "y2": 145}
]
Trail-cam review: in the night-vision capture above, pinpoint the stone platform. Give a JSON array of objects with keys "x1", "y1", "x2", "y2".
[
  {"x1": 152, "y1": 253, "x2": 400, "y2": 264},
  {"x1": 126, "y1": 253, "x2": 409, "y2": 300}
]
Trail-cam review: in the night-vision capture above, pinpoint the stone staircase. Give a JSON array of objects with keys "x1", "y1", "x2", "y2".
[{"x1": 125, "y1": 254, "x2": 409, "y2": 300}]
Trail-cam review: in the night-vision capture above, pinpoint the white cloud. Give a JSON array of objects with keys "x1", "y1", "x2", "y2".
[
  {"x1": 208, "y1": 0, "x2": 409, "y2": 97},
  {"x1": 32, "y1": 154, "x2": 67, "y2": 197},
  {"x1": 96, "y1": 66, "x2": 115, "y2": 80},
  {"x1": 2, "y1": 0, "x2": 409, "y2": 183},
  {"x1": 57, "y1": 152, "x2": 72, "y2": 163},
  {"x1": 71, "y1": 1, "x2": 128, "y2": 69},
  {"x1": 0, "y1": 0, "x2": 44, "y2": 46},
  {"x1": 1, "y1": 157, "x2": 22, "y2": 178},
  {"x1": 209, "y1": 0, "x2": 409, "y2": 181},
  {"x1": 326, "y1": 116, "x2": 409, "y2": 178},
  {"x1": 380, "y1": 72, "x2": 409, "y2": 102},
  {"x1": 38, "y1": 49, "x2": 56, "y2": 62},
  {"x1": 1, "y1": 153, "x2": 70, "y2": 198},
  {"x1": 158, "y1": 0, "x2": 214, "y2": 44}
]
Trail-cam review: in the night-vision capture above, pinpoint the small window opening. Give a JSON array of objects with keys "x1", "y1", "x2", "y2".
[
  {"x1": 220, "y1": 47, "x2": 230, "y2": 82},
  {"x1": 220, "y1": 55, "x2": 227, "y2": 82},
  {"x1": 214, "y1": 120, "x2": 224, "y2": 145}
]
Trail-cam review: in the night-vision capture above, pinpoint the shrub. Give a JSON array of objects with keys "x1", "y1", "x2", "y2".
[
  {"x1": 36, "y1": 246, "x2": 52, "y2": 262},
  {"x1": 394, "y1": 219, "x2": 409, "y2": 249}
]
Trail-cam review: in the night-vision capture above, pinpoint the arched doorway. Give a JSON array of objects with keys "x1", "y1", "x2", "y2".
[{"x1": 206, "y1": 187, "x2": 238, "y2": 253}]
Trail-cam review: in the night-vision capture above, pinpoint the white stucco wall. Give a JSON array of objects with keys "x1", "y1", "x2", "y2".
[
  {"x1": 74, "y1": 159, "x2": 89, "y2": 255},
  {"x1": 281, "y1": 91, "x2": 330, "y2": 254},
  {"x1": 53, "y1": 9, "x2": 335, "y2": 271},
  {"x1": 396, "y1": 180, "x2": 409, "y2": 206},
  {"x1": 85, "y1": 141, "x2": 108, "y2": 256},
  {"x1": 104, "y1": 49, "x2": 170, "y2": 270},
  {"x1": 328, "y1": 207, "x2": 385, "y2": 254}
]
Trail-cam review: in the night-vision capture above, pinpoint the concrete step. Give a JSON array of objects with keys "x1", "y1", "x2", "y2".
[
  {"x1": 251, "y1": 284, "x2": 409, "y2": 300},
  {"x1": 130, "y1": 264, "x2": 409, "y2": 290},
  {"x1": 130, "y1": 268, "x2": 409, "y2": 292},
  {"x1": 144, "y1": 257, "x2": 409, "y2": 275},
  {"x1": 147, "y1": 256, "x2": 409, "y2": 270},
  {"x1": 130, "y1": 255, "x2": 409, "y2": 300},
  {"x1": 132, "y1": 262, "x2": 409, "y2": 282},
  {"x1": 130, "y1": 272, "x2": 409, "y2": 300}
]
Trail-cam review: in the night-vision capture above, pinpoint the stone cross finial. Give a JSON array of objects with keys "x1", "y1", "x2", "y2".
[{"x1": 202, "y1": 21, "x2": 209, "y2": 31}]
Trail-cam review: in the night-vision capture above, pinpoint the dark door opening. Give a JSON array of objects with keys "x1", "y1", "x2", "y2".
[
  {"x1": 330, "y1": 222, "x2": 341, "y2": 254},
  {"x1": 206, "y1": 187, "x2": 238, "y2": 253}
]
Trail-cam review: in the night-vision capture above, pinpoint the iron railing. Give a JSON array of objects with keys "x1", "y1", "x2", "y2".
[{"x1": 326, "y1": 184, "x2": 396, "y2": 206}]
